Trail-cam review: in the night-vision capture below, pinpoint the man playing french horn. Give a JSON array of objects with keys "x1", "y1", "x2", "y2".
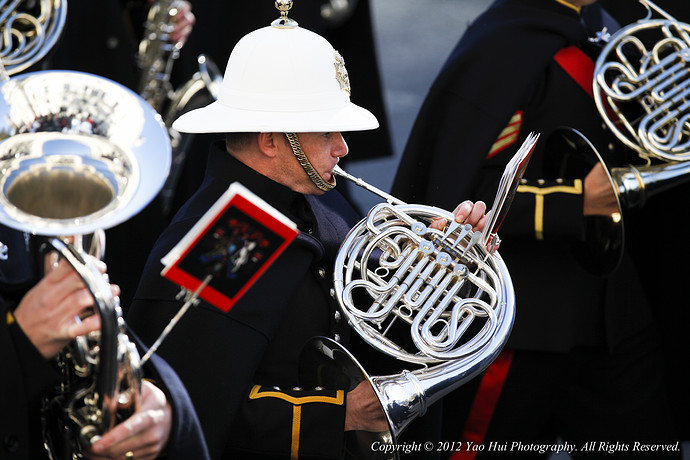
[{"x1": 125, "y1": 2, "x2": 491, "y2": 459}]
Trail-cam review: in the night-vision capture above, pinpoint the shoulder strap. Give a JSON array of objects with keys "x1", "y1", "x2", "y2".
[{"x1": 553, "y1": 45, "x2": 595, "y2": 99}]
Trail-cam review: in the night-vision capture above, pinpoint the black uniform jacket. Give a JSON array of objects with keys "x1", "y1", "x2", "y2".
[
  {"x1": 392, "y1": 0, "x2": 654, "y2": 353},
  {"x1": 126, "y1": 141, "x2": 362, "y2": 459},
  {"x1": 0, "y1": 225, "x2": 210, "y2": 459}
]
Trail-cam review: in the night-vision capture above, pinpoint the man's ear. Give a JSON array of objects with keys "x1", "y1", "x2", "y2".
[{"x1": 257, "y1": 132, "x2": 282, "y2": 158}]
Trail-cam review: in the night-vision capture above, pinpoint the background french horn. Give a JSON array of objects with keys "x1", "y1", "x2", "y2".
[
  {"x1": 0, "y1": 0, "x2": 66, "y2": 77},
  {"x1": 565, "y1": 0, "x2": 690, "y2": 273},
  {"x1": 300, "y1": 134, "x2": 537, "y2": 460},
  {"x1": 0, "y1": 1, "x2": 172, "y2": 457}
]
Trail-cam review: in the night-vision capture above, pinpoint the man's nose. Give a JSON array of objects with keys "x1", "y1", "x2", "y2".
[{"x1": 333, "y1": 132, "x2": 349, "y2": 158}]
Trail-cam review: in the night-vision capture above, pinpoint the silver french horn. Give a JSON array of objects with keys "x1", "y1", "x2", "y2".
[
  {"x1": 0, "y1": 0, "x2": 66, "y2": 77},
  {"x1": 300, "y1": 134, "x2": 538, "y2": 459},
  {"x1": 0, "y1": 30, "x2": 172, "y2": 459},
  {"x1": 594, "y1": 0, "x2": 690, "y2": 169},
  {"x1": 566, "y1": 0, "x2": 690, "y2": 272}
]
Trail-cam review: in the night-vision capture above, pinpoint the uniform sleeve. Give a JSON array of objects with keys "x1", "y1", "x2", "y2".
[
  {"x1": 137, "y1": 346, "x2": 211, "y2": 460},
  {"x1": 1, "y1": 304, "x2": 59, "y2": 459},
  {"x1": 3, "y1": 309, "x2": 60, "y2": 401},
  {"x1": 229, "y1": 385, "x2": 347, "y2": 459}
]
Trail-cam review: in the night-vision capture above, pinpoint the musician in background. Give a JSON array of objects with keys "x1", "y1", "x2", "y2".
[
  {"x1": 599, "y1": 0, "x2": 690, "y2": 444},
  {"x1": 125, "y1": 5, "x2": 488, "y2": 458},
  {"x1": 392, "y1": 0, "x2": 681, "y2": 457},
  {"x1": 0, "y1": 224, "x2": 210, "y2": 459}
]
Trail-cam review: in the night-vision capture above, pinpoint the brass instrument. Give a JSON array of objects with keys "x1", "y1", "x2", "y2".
[
  {"x1": 0, "y1": 0, "x2": 66, "y2": 76},
  {"x1": 0, "y1": 67, "x2": 172, "y2": 458},
  {"x1": 159, "y1": 53, "x2": 222, "y2": 216},
  {"x1": 136, "y1": 0, "x2": 222, "y2": 216},
  {"x1": 40, "y1": 237, "x2": 143, "y2": 459},
  {"x1": 575, "y1": 0, "x2": 690, "y2": 272},
  {"x1": 137, "y1": 0, "x2": 186, "y2": 110},
  {"x1": 593, "y1": 0, "x2": 690, "y2": 167},
  {"x1": 300, "y1": 134, "x2": 537, "y2": 459}
]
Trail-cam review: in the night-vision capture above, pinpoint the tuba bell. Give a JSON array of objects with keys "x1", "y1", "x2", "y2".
[
  {"x1": 299, "y1": 134, "x2": 537, "y2": 459},
  {"x1": 0, "y1": 65, "x2": 172, "y2": 460}
]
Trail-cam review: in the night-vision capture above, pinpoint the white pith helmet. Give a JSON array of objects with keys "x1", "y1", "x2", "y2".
[{"x1": 172, "y1": 3, "x2": 379, "y2": 134}]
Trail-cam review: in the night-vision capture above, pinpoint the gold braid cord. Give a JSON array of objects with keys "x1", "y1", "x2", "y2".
[{"x1": 285, "y1": 133, "x2": 336, "y2": 192}]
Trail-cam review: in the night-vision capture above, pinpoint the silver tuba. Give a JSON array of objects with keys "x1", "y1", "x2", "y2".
[
  {"x1": 300, "y1": 134, "x2": 538, "y2": 459},
  {"x1": 0, "y1": 66, "x2": 172, "y2": 457}
]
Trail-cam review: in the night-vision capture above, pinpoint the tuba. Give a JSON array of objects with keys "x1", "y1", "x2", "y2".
[
  {"x1": 567, "y1": 0, "x2": 690, "y2": 272},
  {"x1": 300, "y1": 134, "x2": 538, "y2": 459},
  {"x1": 0, "y1": 30, "x2": 172, "y2": 458}
]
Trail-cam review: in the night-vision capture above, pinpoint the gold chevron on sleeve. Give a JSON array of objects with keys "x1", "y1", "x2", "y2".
[
  {"x1": 249, "y1": 385, "x2": 345, "y2": 459},
  {"x1": 488, "y1": 110, "x2": 522, "y2": 158},
  {"x1": 516, "y1": 179, "x2": 583, "y2": 240}
]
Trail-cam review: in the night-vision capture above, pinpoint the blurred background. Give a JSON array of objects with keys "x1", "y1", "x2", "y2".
[{"x1": 346, "y1": 0, "x2": 492, "y2": 211}]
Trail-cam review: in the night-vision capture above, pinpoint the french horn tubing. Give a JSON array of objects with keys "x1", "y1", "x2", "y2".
[
  {"x1": 593, "y1": 0, "x2": 690, "y2": 165},
  {"x1": 592, "y1": 0, "x2": 690, "y2": 210},
  {"x1": 560, "y1": 0, "x2": 690, "y2": 274},
  {"x1": 0, "y1": 0, "x2": 67, "y2": 76},
  {"x1": 299, "y1": 134, "x2": 538, "y2": 459}
]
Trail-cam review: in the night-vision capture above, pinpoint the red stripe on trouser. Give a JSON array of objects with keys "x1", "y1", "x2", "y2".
[{"x1": 450, "y1": 348, "x2": 515, "y2": 460}]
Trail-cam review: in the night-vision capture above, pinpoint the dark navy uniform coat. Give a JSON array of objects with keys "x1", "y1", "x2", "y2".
[{"x1": 127, "y1": 142, "x2": 364, "y2": 459}]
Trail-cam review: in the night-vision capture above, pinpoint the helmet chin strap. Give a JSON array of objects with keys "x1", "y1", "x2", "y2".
[{"x1": 285, "y1": 133, "x2": 336, "y2": 192}]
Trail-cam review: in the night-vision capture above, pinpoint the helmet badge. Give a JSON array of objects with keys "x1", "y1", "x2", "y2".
[{"x1": 334, "y1": 50, "x2": 351, "y2": 95}]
